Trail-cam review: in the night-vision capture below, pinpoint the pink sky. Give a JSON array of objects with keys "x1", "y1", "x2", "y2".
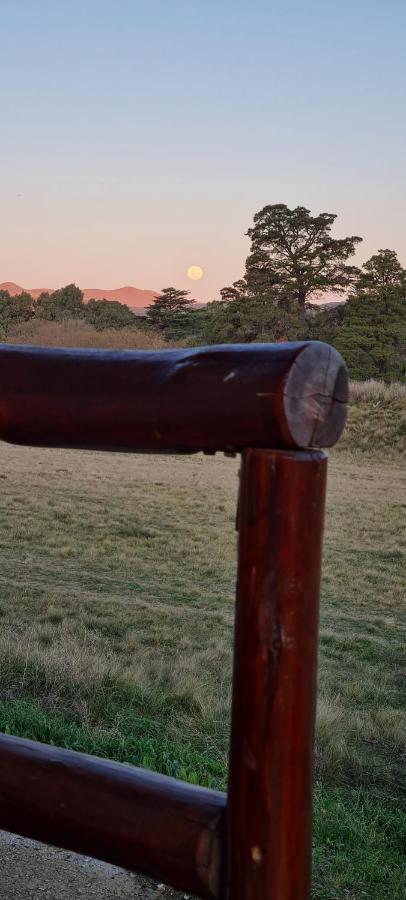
[
  {"x1": 2, "y1": 175, "x2": 405, "y2": 303},
  {"x1": 1, "y1": 3, "x2": 405, "y2": 303}
]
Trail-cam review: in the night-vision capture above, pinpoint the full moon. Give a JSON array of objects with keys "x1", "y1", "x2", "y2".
[{"x1": 187, "y1": 265, "x2": 204, "y2": 281}]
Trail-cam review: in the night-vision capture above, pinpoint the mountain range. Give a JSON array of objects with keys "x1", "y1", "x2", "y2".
[
  {"x1": 1, "y1": 281, "x2": 344, "y2": 312},
  {"x1": 0, "y1": 282, "x2": 157, "y2": 309}
]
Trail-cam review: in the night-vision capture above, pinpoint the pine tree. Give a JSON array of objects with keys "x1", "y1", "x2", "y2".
[
  {"x1": 146, "y1": 287, "x2": 195, "y2": 334},
  {"x1": 245, "y1": 204, "x2": 362, "y2": 308}
]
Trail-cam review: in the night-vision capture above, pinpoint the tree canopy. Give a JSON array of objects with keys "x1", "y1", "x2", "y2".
[
  {"x1": 146, "y1": 287, "x2": 196, "y2": 336},
  {"x1": 85, "y1": 298, "x2": 136, "y2": 330},
  {"x1": 35, "y1": 284, "x2": 84, "y2": 320},
  {"x1": 0, "y1": 289, "x2": 34, "y2": 337},
  {"x1": 356, "y1": 249, "x2": 405, "y2": 295},
  {"x1": 0, "y1": 205, "x2": 404, "y2": 383},
  {"x1": 200, "y1": 295, "x2": 303, "y2": 344},
  {"x1": 332, "y1": 283, "x2": 405, "y2": 381},
  {"x1": 246, "y1": 204, "x2": 362, "y2": 307}
]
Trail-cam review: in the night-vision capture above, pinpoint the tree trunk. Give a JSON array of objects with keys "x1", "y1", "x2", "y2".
[{"x1": 297, "y1": 285, "x2": 307, "y2": 307}]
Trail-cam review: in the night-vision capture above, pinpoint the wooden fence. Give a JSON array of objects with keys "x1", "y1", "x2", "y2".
[{"x1": 0, "y1": 340, "x2": 348, "y2": 899}]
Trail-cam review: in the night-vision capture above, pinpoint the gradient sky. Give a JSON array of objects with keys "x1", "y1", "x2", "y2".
[{"x1": 1, "y1": 0, "x2": 405, "y2": 301}]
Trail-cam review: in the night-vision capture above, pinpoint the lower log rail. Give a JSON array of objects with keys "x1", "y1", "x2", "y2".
[{"x1": 0, "y1": 733, "x2": 226, "y2": 899}]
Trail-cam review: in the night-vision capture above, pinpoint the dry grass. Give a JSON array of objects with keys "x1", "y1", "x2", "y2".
[
  {"x1": 0, "y1": 445, "x2": 404, "y2": 783},
  {"x1": 7, "y1": 318, "x2": 167, "y2": 350},
  {"x1": 0, "y1": 429, "x2": 405, "y2": 895},
  {"x1": 350, "y1": 379, "x2": 406, "y2": 402},
  {"x1": 338, "y1": 383, "x2": 406, "y2": 456}
]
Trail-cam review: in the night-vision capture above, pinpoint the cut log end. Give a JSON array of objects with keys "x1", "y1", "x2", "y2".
[{"x1": 283, "y1": 343, "x2": 348, "y2": 448}]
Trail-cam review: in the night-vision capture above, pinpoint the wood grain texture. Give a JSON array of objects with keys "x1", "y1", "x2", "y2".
[
  {"x1": 227, "y1": 449, "x2": 327, "y2": 899},
  {"x1": 0, "y1": 341, "x2": 347, "y2": 453},
  {"x1": 0, "y1": 733, "x2": 226, "y2": 899}
]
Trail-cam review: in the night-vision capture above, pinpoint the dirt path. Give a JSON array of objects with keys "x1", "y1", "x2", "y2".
[{"x1": 0, "y1": 832, "x2": 183, "y2": 899}]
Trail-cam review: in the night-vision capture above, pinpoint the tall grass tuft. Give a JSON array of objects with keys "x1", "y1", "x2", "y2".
[{"x1": 350, "y1": 380, "x2": 406, "y2": 402}]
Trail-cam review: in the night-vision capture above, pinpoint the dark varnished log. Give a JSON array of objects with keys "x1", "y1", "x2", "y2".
[
  {"x1": 0, "y1": 341, "x2": 347, "y2": 453},
  {"x1": 227, "y1": 449, "x2": 327, "y2": 899},
  {"x1": 0, "y1": 733, "x2": 226, "y2": 899}
]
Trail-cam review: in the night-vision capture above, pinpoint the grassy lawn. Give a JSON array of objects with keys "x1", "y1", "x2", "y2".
[{"x1": 0, "y1": 394, "x2": 405, "y2": 897}]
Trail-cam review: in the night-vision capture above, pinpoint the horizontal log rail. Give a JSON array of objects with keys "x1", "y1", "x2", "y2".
[
  {"x1": 0, "y1": 341, "x2": 348, "y2": 453},
  {"x1": 0, "y1": 733, "x2": 226, "y2": 899}
]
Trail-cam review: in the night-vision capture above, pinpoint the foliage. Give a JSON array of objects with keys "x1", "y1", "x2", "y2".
[
  {"x1": 220, "y1": 262, "x2": 285, "y2": 308},
  {"x1": 84, "y1": 297, "x2": 136, "y2": 330},
  {"x1": 305, "y1": 302, "x2": 346, "y2": 342},
  {"x1": 190, "y1": 242, "x2": 405, "y2": 384},
  {"x1": 198, "y1": 295, "x2": 305, "y2": 344},
  {"x1": 199, "y1": 203, "x2": 366, "y2": 351},
  {"x1": 0, "y1": 289, "x2": 34, "y2": 337},
  {"x1": 331, "y1": 284, "x2": 406, "y2": 381},
  {"x1": 246, "y1": 204, "x2": 362, "y2": 307},
  {"x1": 357, "y1": 248, "x2": 405, "y2": 294},
  {"x1": 35, "y1": 283, "x2": 84, "y2": 320},
  {"x1": 146, "y1": 286, "x2": 196, "y2": 339},
  {"x1": 1, "y1": 221, "x2": 404, "y2": 386}
]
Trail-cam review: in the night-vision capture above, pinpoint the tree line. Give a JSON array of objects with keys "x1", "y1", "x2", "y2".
[
  {"x1": 0, "y1": 284, "x2": 137, "y2": 336},
  {"x1": 1, "y1": 204, "x2": 405, "y2": 381},
  {"x1": 146, "y1": 205, "x2": 405, "y2": 381}
]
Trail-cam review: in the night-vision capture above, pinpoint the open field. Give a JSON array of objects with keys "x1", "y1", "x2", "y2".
[{"x1": 0, "y1": 400, "x2": 405, "y2": 897}]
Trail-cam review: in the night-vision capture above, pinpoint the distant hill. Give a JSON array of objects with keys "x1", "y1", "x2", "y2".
[
  {"x1": 0, "y1": 282, "x2": 157, "y2": 309},
  {"x1": 81, "y1": 286, "x2": 157, "y2": 307}
]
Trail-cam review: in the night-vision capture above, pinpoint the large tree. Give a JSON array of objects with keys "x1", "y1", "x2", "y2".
[
  {"x1": 246, "y1": 204, "x2": 362, "y2": 307},
  {"x1": 146, "y1": 287, "x2": 195, "y2": 334},
  {"x1": 357, "y1": 249, "x2": 405, "y2": 294}
]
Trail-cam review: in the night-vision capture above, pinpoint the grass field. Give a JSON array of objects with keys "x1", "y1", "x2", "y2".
[
  {"x1": 8, "y1": 318, "x2": 167, "y2": 350},
  {"x1": 0, "y1": 392, "x2": 405, "y2": 898}
]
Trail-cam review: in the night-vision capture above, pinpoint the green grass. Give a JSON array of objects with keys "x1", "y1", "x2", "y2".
[
  {"x1": 0, "y1": 702, "x2": 403, "y2": 900},
  {"x1": 313, "y1": 785, "x2": 405, "y2": 899},
  {"x1": 0, "y1": 423, "x2": 405, "y2": 897},
  {"x1": 0, "y1": 697, "x2": 223, "y2": 787}
]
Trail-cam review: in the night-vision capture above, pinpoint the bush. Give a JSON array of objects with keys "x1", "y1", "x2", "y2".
[
  {"x1": 331, "y1": 286, "x2": 405, "y2": 382},
  {"x1": 84, "y1": 298, "x2": 138, "y2": 330}
]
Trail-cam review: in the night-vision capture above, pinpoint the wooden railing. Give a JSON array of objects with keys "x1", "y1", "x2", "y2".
[{"x1": 0, "y1": 340, "x2": 348, "y2": 899}]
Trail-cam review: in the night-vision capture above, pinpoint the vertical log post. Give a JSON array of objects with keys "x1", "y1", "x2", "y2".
[{"x1": 227, "y1": 448, "x2": 327, "y2": 899}]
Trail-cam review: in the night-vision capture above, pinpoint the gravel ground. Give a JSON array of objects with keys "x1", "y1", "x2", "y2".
[{"x1": 0, "y1": 832, "x2": 183, "y2": 899}]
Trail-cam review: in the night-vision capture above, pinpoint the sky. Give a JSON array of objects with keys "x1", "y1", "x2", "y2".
[{"x1": 1, "y1": 0, "x2": 405, "y2": 302}]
